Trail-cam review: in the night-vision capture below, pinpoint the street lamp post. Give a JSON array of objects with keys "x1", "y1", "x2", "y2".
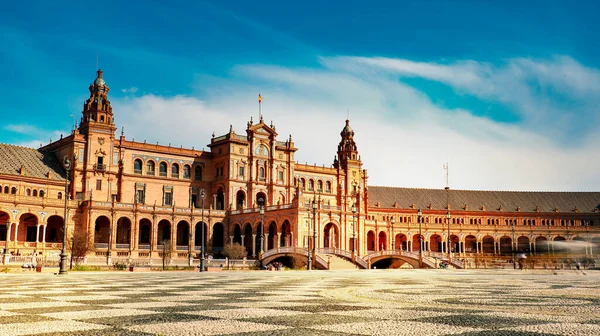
[
  {"x1": 511, "y1": 219, "x2": 516, "y2": 270},
  {"x1": 59, "y1": 156, "x2": 71, "y2": 275},
  {"x1": 351, "y1": 204, "x2": 357, "y2": 254},
  {"x1": 307, "y1": 208, "x2": 312, "y2": 270},
  {"x1": 390, "y1": 216, "x2": 395, "y2": 250},
  {"x1": 311, "y1": 198, "x2": 317, "y2": 270},
  {"x1": 446, "y1": 211, "x2": 451, "y2": 262},
  {"x1": 199, "y1": 189, "x2": 206, "y2": 272},
  {"x1": 418, "y1": 209, "x2": 423, "y2": 268},
  {"x1": 259, "y1": 205, "x2": 265, "y2": 255}
]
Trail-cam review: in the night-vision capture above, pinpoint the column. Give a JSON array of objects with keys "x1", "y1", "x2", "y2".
[
  {"x1": 42, "y1": 225, "x2": 47, "y2": 243},
  {"x1": 13, "y1": 222, "x2": 19, "y2": 243},
  {"x1": 275, "y1": 233, "x2": 280, "y2": 248},
  {"x1": 36, "y1": 224, "x2": 41, "y2": 243},
  {"x1": 251, "y1": 234, "x2": 256, "y2": 257},
  {"x1": 493, "y1": 241, "x2": 497, "y2": 255},
  {"x1": 229, "y1": 236, "x2": 234, "y2": 245},
  {"x1": 6, "y1": 222, "x2": 12, "y2": 243},
  {"x1": 264, "y1": 234, "x2": 268, "y2": 252},
  {"x1": 240, "y1": 235, "x2": 245, "y2": 247},
  {"x1": 476, "y1": 241, "x2": 479, "y2": 254}
]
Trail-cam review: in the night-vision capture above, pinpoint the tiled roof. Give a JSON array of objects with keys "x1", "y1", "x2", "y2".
[
  {"x1": 368, "y1": 186, "x2": 600, "y2": 214},
  {"x1": 0, "y1": 144, "x2": 66, "y2": 181}
]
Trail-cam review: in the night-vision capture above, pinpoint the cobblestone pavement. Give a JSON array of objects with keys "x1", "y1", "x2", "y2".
[{"x1": 1, "y1": 269, "x2": 599, "y2": 336}]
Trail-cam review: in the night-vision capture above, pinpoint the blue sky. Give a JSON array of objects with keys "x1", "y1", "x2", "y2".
[{"x1": 1, "y1": 1, "x2": 599, "y2": 191}]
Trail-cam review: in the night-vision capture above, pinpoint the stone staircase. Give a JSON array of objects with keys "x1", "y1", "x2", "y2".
[{"x1": 320, "y1": 254, "x2": 359, "y2": 270}]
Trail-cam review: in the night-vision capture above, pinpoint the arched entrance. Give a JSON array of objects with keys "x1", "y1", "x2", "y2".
[
  {"x1": 45, "y1": 215, "x2": 64, "y2": 243},
  {"x1": 367, "y1": 231, "x2": 376, "y2": 252},
  {"x1": 499, "y1": 236, "x2": 512, "y2": 254},
  {"x1": 138, "y1": 218, "x2": 152, "y2": 246},
  {"x1": 233, "y1": 224, "x2": 242, "y2": 245},
  {"x1": 212, "y1": 222, "x2": 225, "y2": 253},
  {"x1": 267, "y1": 221, "x2": 277, "y2": 250},
  {"x1": 465, "y1": 235, "x2": 477, "y2": 253},
  {"x1": 216, "y1": 187, "x2": 225, "y2": 210},
  {"x1": 535, "y1": 236, "x2": 548, "y2": 254},
  {"x1": 0, "y1": 211, "x2": 9, "y2": 242},
  {"x1": 115, "y1": 217, "x2": 132, "y2": 247},
  {"x1": 236, "y1": 190, "x2": 246, "y2": 210},
  {"x1": 176, "y1": 221, "x2": 189, "y2": 247},
  {"x1": 450, "y1": 234, "x2": 460, "y2": 253},
  {"x1": 430, "y1": 234, "x2": 442, "y2": 252},
  {"x1": 280, "y1": 220, "x2": 292, "y2": 247},
  {"x1": 194, "y1": 222, "x2": 208, "y2": 251},
  {"x1": 378, "y1": 231, "x2": 387, "y2": 250},
  {"x1": 18, "y1": 213, "x2": 38, "y2": 243},
  {"x1": 517, "y1": 236, "x2": 529, "y2": 253},
  {"x1": 482, "y1": 236, "x2": 494, "y2": 253},
  {"x1": 157, "y1": 220, "x2": 171, "y2": 246},
  {"x1": 395, "y1": 233, "x2": 407, "y2": 251},
  {"x1": 243, "y1": 223, "x2": 253, "y2": 256},
  {"x1": 412, "y1": 234, "x2": 422, "y2": 251},
  {"x1": 256, "y1": 192, "x2": 267, "y2": 207},
  {"x1": 553, "y1": 236, "x2": 567, "y2": 254},
  {"x1": 94, "y1": 216, "x2": 110, "y2": 245},
  {"x1": 323, "y1": 223, "x2": 339, "y2": 248}
]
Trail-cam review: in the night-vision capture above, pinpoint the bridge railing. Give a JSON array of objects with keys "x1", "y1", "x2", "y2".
[
  {"x1": 354, "y1": 256, "x2": 368, "y2": 269},
  {"x1": 261, "y1": 247, "x2": 308, "y2": 260},
  {"x1": 315, "y1": 254, "x2": 328, "y2": 269},
  {"x1": 317, "y1": 248, "x2": 353, "y2": 259},
  {"x1": 363, "y1": 250, "x2": 436, "y2": 268}
]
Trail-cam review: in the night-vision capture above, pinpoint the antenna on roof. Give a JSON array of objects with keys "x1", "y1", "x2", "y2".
[{"x1": 444, "y1": 163, "x2": 449, "y2": 190}]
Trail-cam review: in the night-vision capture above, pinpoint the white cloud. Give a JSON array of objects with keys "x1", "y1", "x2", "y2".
[
  {"x1": 121, "y1": 87, "x2": 139, "y2": 94},
  {"x1": 112, "y1": 56, "x2": 600, "y2": 191}
]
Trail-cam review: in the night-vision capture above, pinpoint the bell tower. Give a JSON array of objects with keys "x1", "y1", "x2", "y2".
[
  {"x1": 334, "y1": 119, "x2": 367, "y2": 211},
  {"x1": 76, "y1": 70, "x2": 118, "y2": 202},
  {"x1": 79, "y1": 69, "x2": 114, "y2": 134}
]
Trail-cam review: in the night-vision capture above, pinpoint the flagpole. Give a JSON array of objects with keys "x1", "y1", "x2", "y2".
[{"x1": 258, "y1": 93, "x2": 262, "y2": 121}]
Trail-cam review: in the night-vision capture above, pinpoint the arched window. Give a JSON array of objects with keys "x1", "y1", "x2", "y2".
[
  {"x1": 3, "y1": 186, "x2": 7, "y2": 193},
  {"x1": 194, "y1": 166, "x2": 202, "y2": 180},
  {"x1": 317, "y1": 180, "x2": 323, "y2": 191},
  {"x1": 308, "y1": 179, "x2": 314, "y2": 190},
  {"x1": 58, "y1": 192, "x2": 63, "y2": 199},
  {"x1": 300, "y1": 178, "x2": 306, "y2": 190},
  {"x1": 26, "y1": 188, "x2": 31, "y2": 196},
  {"x1": 39, "y1": 190, "x2": 45, "y2": 198},
  {"x1": 32, "y1": 190, "x2": 38, "y2": 197},
  {"x1": 146, "y1": 161, "x2": 155, "y2": 175},
  {"x1": 134, "y1": 159, "x2": 143, "y2": 174},
  {"x1": 259, "y1": 167, "x2": 265, "y2": 179},
  {"x1": 159, "y1": 162, "x2": 168, "y2": 177},
  {"x1": 171, "y1": 163, "x2": 179, "y2": 178},
  {"x1": 326, "y1": 181, "x2": 331, "y2": 192},
  {"x1": 11, "y1": 187, "x2": 17, "y2": 194},
  {"x1": 183, "y1": 165, "x2": 191, "y2": 178}
]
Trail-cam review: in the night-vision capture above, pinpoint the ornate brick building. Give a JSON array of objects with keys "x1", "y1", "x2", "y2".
[{"x1": 1, "y1": 70, "x2": 599, "y2": 269}]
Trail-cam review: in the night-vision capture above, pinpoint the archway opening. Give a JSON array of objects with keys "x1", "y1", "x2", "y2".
[
  {"x1": 139, "y1": 219, "x2": 152, "y2": 246},
  {"x1": 517, "y1": 236, "x2": 530, "y2": 253},
  {"x1": 157, "y1": 220, "x2": 171, "y2": 246},
  {"x1": 94, "y1": 216, "x2": 110, "y2": 245},
  {"x1": 236, "y1": 190, "x2": 245, "y2": 210},
  {"x1": 18, "y1": 213, "x2": 38, "y2": 242},
  {"x1": 212, "y1": 222, "x2": 225, "y2": 253},
  {"x1": 194, "y1": 222, "x2": 208, "y2": 251},
  {"x1": 46, "y1": 215, "x2": 64, "y2": 243},
  {"x1": 256, "y1": 192, "x2": 267, "y2": 208},
  {"x1": 268, "y1": 221, "x2": 277, "y2": 250},
  {"x1": 281, "y1": 220, "x2": 292, "y2": 247},
  {"x1": 216, "y1": 187, "x2": 225, "y2": 210},
  {"x1": 323, "y1": 223, "x2": 339, "y2": 248},
  {"x1": 395, "y1": 234, "x2": 407, "y2": 251},
  {"x1": 176, "y1": 221, "x2": 189, "y2": 247},
  {"x1": 535, "y1": 236, "x2": 548, "y2": 254},
  {"x1": 243, "y1": 224, "x2": 253, "y2": 257},
  {"x1": 367, "y1": 231, "x2": 376, "y2": 252},
  {"x1": 378, "y1": 231, "x2": 387, "y2": 250},
  {"x1": 482, "y1": 236, "x2": 494, "y2": 253},
  {"x1": 430, "y1": 234, "x2": 442, "y2": 252},
  {"x1": 465, "y1": 235, "x2": 477, "y2": 253},
  {"x1": 499, "y1": 236, "x2": 512, "y2": 254},
  {"x1": 116, "y1": 217, "x2": 132, "y2": 246},
  {"x1": 233, "y1": 224, "x2": 242, "y2": 245}
]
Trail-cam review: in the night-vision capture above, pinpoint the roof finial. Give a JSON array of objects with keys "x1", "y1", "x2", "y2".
[{"x1": 121, "y1": 127, "x2": 124, "y2": 137}]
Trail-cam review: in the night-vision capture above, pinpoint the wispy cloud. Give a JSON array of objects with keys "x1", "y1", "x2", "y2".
[
  {"x1": 121, "y1": 87, "x2": 138, "y2": 94},
  {"x1": 112, "y1": 55, "x2": 600, "y2": 191}
]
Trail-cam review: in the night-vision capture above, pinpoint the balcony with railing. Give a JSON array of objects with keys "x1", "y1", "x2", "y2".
[{"x1": 94, "y1": 164, "x2": 106, "y2": 171}]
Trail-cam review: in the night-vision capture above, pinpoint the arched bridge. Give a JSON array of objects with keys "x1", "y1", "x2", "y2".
[{"x1": 260, "y1": 247, "x2": 329, "y2": 269}]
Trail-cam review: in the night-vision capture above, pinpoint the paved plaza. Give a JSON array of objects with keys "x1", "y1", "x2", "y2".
[{"x1": 0, "y1": 269, "x2": 599, "y2": 336}]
